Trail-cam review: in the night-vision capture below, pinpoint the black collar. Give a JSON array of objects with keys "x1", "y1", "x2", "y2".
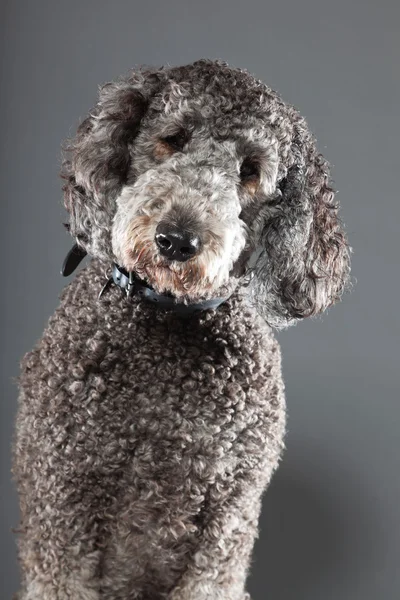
[{"x1": 62, "y1": 244, "x2": 230, "y2": 316}]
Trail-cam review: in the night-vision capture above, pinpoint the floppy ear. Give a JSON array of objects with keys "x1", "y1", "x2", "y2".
[
  {"x1": 61, "y1": 71, "x2": 163, "y2": 260},
  {"x1": 249, "y1": 145, "x2": 350, "y2": 328}
]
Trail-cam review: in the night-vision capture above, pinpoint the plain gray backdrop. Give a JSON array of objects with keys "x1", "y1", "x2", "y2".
[{"x1": 1, "y1": 0, "x2": 399, "y2": 598}]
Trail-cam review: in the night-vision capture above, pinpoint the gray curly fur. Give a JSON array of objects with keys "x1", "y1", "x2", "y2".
[{"x1": 13, "y1": 59, "x2": 350, "y2": 599}]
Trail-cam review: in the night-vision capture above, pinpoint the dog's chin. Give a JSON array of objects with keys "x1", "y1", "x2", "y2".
[
  {"x1": 140, "y1": 264, "x2": 218, "y2": 302},
  {"x1": 120, "y1": 256, "x2": 225, "y2": 302}
]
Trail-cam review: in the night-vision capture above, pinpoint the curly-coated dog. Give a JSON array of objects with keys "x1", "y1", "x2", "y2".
[{"x1": 13, "y1": 59, "x2": 350, "y2": 600}]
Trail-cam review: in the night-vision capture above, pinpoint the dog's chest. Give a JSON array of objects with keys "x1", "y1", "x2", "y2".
[
  {"x1": 90, "y1": 306, "x2": 278, "y2": 487},
  {"x1": 18, "y1": 287, "x2": 284, "y2": 558}
]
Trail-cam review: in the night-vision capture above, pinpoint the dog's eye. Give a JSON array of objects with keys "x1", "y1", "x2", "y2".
[
  {"x1": 161, "y1": 130, "x2": 188, "y2": 152},
  {"x1": 240, "y1": 158, "x2": 260, "y2": 181}
]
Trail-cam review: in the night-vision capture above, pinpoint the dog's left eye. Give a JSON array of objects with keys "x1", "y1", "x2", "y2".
[
  {"x1": 161, "y1": 131, "x2": 188, "y2": 152},
  {"x1": 240, "y1": 158, "x2": 260, "y2": 181}
]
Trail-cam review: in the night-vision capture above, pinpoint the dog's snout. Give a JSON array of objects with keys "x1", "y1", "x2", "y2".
[{"x1": 155, "y1": 223, "x2": 201, "y2": 262}]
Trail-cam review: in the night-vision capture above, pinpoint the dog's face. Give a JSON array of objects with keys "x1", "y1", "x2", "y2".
[
  {"x1": 63, "y1": 60, "x2": 350, "y2": 326},
  {"x1": 111, "y1": 93, "x2": 279, "y2": 301}
]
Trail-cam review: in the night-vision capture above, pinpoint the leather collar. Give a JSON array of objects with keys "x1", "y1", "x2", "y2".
[{"x1": 62, "y1": 244, "x2": 230, "y2": 316}]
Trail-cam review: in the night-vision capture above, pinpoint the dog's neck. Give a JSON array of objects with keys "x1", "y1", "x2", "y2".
[{"x1": 100, "y1": 263, "x2": 231, "y2": 317}]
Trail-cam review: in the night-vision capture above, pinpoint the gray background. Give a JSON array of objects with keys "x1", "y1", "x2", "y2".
[{"x1": 1, "y1": 0, "x2": 399, "y2": 598}]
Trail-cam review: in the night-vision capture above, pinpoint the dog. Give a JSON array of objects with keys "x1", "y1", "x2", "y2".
[{"x1": 13, "y1": 59, "x2": 350, "y2": 600}]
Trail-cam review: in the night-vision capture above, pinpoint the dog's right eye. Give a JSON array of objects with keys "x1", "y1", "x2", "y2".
[{"x1": 161, "y1": 131, "x2": 188, "y2": 152}]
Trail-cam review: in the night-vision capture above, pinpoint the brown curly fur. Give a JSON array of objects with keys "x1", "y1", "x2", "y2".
[{"x1": 13, "y1": 59, "x2": 349, "y2": 599}]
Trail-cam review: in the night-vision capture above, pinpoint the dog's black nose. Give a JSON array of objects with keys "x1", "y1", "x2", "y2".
[{"x1": 155, "y1": 223, "x2": 201, "y2": 262}]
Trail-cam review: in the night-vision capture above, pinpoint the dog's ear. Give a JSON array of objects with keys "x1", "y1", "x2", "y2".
[
  {"x1": 61, "y1": 71, "x2": 163, "y2": 260},
  {"x1": 249, "y1": 144, "x2": 351, "y2": 328}
]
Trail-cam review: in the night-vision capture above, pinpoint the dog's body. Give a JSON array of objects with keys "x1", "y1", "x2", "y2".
[
  {"x1": 13, "y1": 60, "x2": 349, "y2": 599},
  {"x1": 15, "y1": 260, "x2": 284, "y2": 600}
]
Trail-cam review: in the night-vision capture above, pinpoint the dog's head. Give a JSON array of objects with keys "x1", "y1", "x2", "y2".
[{"x1": 62, "y1": 59, "x2": 350, "y2": 327}]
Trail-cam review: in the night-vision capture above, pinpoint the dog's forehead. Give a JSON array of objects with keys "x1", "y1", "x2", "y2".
[
  {"x1": 145, "y1": 97, "x2": 272, "y2": 150},
  {"x1": 166, "y1": 60, "x2": 267, "y2": 101},
  {"x1": 146, "y1": 61, "x2": 273, "y2": 139}
]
